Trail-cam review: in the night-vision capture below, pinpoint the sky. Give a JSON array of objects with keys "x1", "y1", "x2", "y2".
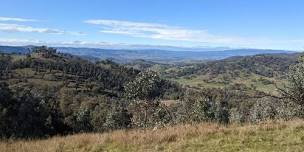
[{"x1": 0, "y1": 0, "x2": 304, "y2": 50}]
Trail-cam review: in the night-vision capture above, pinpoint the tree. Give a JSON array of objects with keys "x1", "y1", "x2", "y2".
[
  {"x1": 124, "y1": 70, "x2": 164, "y2": 101},
  {"x1": 124, "y1": 71, "x2": 175, "y2": 127},
  {"x1": 0, "y1": 55, "x2": 11, "y2": 79},
  {"x1": 32, "y1": 46, "x2": 57, "y2": 58},
  {"x1": 0, "y1": 86, "x2": 59, "y2": 138},
  {"x1": 0, "y1": 82, "x2": 14, "y2": 137},
  {"x1": 279, "y1": 55, "x2": 304, "y2": 106},
  {"x1": 73, "y1": 107, "x2": 92, "y2": 132},
  {"x1": 215, "y1": 91, "x2": 230, "y2": 124},
  {"x1": 103, "y1": 103, "x2": 132, "y2": 130},
  {"x1": 180, "y1": 88, "x2": 230, "y2": 124}
]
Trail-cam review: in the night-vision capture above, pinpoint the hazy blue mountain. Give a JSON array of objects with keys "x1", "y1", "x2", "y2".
[
  {"x1": 0, "y1": 45, "x2": 295, "y2": 63},
  {"x1": 55, "y1": 47, "x2": 296, "y2": 63},
  {"x1": 0, "y1": 45, "x2": 32, "y2": 54}
]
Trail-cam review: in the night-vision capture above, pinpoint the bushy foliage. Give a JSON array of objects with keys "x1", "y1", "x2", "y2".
[
  {"x1": 0, "y1": 83, "x2": 65, "y2": 138},
  {"x1": 280, "y1": 55, "x2": 304, "y2": 106},
  {"x1": 249, "y1": 97, "x2": 301, "y2": 122},
  {"x1": 173, "y1": 88, "x2": 230, "y2": 124},
  {"x1": 124, "y1": 70, "x2": 165, "y2": 101},
  {"x1": 103, "y1": 102, "x2": 132, "y2": 130},
  {"x1": 128, "y1": 101, "x2": 172, "y2": 128}
]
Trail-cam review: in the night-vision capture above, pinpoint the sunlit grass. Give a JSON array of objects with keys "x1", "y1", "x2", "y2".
[{"x1": 1, "y1": 120, "x2": 304, "y2": 152}]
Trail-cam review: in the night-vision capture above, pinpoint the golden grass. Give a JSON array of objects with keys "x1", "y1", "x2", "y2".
[{"x1": 1, "y1": 120, "x2": 304, "y2": 152}]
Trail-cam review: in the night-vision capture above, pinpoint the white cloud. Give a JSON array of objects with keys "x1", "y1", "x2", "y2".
[
  {"x1": 0, "y1": 38, "x2": 167, "y2": 49},
  {"x1": 0, "y1": 23, "x2": 63, "y2": 34},
  {"x1": 84, "y1": 19, "x2": 255, "y2": 45},
  {"x1": 0, "y1": 23, "x2": 85, "y2": 35},
  {"x1": 84, "y1": 19, "x2": 304, "y2": 50},
  {"x1": 0, "y1": 38, "x2": 117, "y2": 48},
  {"x1": 0, "y1": 16, "x2": 38, "y2": 22},
  {"x1": 0, "y1": 38, "x2": 43, "y2": 46}
]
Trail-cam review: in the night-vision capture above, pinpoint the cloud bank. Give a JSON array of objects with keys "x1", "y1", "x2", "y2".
[
  {"x1": 0, "y1": 38, "x2": 119, "y2": 48},
  {"x1": 0, "y1": 23, "x2": 84, "y2": 35},
  {"x1": 0, "y1": 16, "x2": 84, "y2": 36}
]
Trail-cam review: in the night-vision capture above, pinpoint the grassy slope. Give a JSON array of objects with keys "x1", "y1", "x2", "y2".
[{"x1": 2, "y1": 120, "x2": 304, "y2": 152}]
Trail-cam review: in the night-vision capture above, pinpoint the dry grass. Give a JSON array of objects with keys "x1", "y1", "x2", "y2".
[{"x1": 1, "y1": 120, "x2": 304, "y2": 152}]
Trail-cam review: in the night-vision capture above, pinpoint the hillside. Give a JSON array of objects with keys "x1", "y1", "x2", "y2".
[
  {"x1": 1, "y1": 47, "x2": 140, "y2": 99},
  {"x1": 139, "y1": 53, "x2": 301, "y2": 94},
  {"x1": 3, "y1": 45, "x2": 298, "y2": 94},
  {"x1": 0, "y1": 46, "x2": 185, "y2": 138},
  {"x1": 1, "y1": 120, "x2": 304, "y2": 152}
]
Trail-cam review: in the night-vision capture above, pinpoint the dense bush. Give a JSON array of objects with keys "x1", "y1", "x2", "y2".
[
  {"x1": 124, "y1": 70, "x2": 165, "y2": 101},
  {"x1": 103, "y1": 102, "x2": 132, "y2": 130},
  {"x1": 0, "y1": 83, "x2": 66, "y2": 138},
  {"x1": 249, "y1": 97, "x2": 301, "y2": 122},
  {"x1": 280, "y1": 56, "x2": 304, "y2": 106}
]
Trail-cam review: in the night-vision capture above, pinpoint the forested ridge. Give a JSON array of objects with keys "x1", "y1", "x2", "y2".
[
  {"x1": 163, "y1": 53, "x2": 299, "y2": 78},
  {"x1": 0, "y1": 46, "x2": 182, "y2": 138}
]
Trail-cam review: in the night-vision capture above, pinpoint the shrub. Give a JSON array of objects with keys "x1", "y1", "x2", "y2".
[
  {"x1": 249, "y1": 97, "x2": 301, "y2": 122},
  {"x1": 103, "y1": 103, "x2": 132, "y2": 130}
]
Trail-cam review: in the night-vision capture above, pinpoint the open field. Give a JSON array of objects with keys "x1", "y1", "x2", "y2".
[{"x1": 1, "y1": 120, "x2": 304, "y2": 152}]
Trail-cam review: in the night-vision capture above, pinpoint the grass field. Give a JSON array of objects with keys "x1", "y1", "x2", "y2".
[{"x1": 1, "y1": 120, "x2": 304, "y2": 152}]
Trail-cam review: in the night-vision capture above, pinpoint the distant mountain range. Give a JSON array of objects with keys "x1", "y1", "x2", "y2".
[{"x1": 0, "y1": 45, "x2": 296, "y2": 63}]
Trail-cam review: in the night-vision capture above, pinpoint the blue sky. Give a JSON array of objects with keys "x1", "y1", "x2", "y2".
[{"x1": 0, "y1": 0, "x2": 303, "y2": 50}]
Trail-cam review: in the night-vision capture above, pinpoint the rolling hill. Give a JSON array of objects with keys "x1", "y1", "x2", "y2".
[
  {"x1": 1, "y1": 45, "x2": 301, "y2": 94},
  {"x1": 130, "y1": 53, "x2": 302, "y2": 94}
]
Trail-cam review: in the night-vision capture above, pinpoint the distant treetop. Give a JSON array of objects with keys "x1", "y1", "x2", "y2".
[{"x1": 32, "y1": 46, "x2": 57, "y2": 54}]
